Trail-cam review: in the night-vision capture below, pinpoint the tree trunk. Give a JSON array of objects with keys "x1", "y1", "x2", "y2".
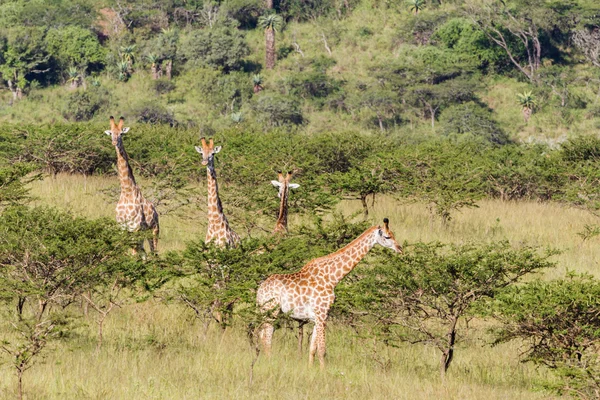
[
  {"x1": 440, "y1": 316, "x2": 458, "y2": 379},
  {"x1": 377, "y1": 113, "x2": 384, "y2": 132},
  {"x1": 151, "y1": 63, "x2": 158, "y2": 80},
  {"x1": 361, "y1": 194, "x2": 369, "y2": 218},
  {"x1": 17, "y1": 369, "x2": 23, "y2": 400},
  {"x1": 165, "y1": 59, "x2": 172, "y2": 80},
  {"x1": 523, "y1": 107, "x2": 532, "y2": 123},
  {"x1": 265, "y1": 28, "x2": 276, "y2": 70},
  {"x1": 266, "y1": 0, "x2": 273, "y2": 8}
]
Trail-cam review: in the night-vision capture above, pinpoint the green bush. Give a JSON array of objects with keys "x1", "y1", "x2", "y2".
[
  {"x1": 62, "y1": 87, "x2": 108, "y2": 122},
  {"x1": 440, "y1": 102, "x2": 509, "y2": 145},
  {"x1": 132, "y1": 103, "x2": 178, "y2": 126},
  {"x1": 280, "y1": 71, "x2": 342, "y2": 105},
  {"x1": 433, "y1": 18, "x2": 509, "y2": 71},
  {"x1": 179, "y1": 24, "x2": 249, "y2": 72},
  {"x1": 253, "y1": 93, "x2": 304, "y2": 127},
  {"x1": 488, "y1": 274, "x2": 600, "y2": 397}
]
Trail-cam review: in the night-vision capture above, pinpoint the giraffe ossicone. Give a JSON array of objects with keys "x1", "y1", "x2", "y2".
[
  {"x1": 106, "y1": 116, "x2": 159, "y2": 254},
  {"x1": 256, "y1": 218, "x2": 402, "y2": 368},
  {"x1": 271, "y1": 170, "x2": 300, "y2": 234},
  {"x1": 195, "y1": 137, "x2": 240, "y2": 248}
]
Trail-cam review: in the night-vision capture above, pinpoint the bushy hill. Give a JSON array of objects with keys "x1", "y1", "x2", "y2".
[{"x1": 0, "y1": 0, "x2": 599, "y2": 142}]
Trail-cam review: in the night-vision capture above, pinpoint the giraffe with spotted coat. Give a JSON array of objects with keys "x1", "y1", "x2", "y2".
[
  {"x1": 105, "y1": 116, "x2": 159, "y2": 253},
  {"x1": 257, "y1": 218, "x2": 402, "y2": 368},
  {"x1": 195, "y1": 138, "x2": 240, "y2": 248},
  {"x1": 271, "y1": 170, "x2": 300, "y2": 234}
]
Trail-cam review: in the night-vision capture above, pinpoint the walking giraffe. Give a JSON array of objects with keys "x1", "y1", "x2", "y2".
[
  {"x1": 271, "y1": 170, "x2": 300, "y2": 234},
  {"x1": 195, "y1": 137, "x2": 240, "y2": 248},
  {"x1": 105, "y1": 116, "x2": 159, "y2": 253},
  {"x1": 256, "y1": 218, "x2": 402, "y2": 367}
]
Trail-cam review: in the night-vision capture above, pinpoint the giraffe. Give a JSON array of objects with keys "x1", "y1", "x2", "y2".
[
  {"x1": 256, "y1": 218, "x2": 402, "y2": 368},
  {"x1": 105, "y1": 116, "x2": 159, "y2": 253},
  {"x1": 271, "y1": 170, "x2": 300, "y2": 234},
  {"x1": 195, "y1": 137, "x2": 240, "y2": 248},
  {"x1": 270, "y1": 170, "x2": 304, "y2": 351}
]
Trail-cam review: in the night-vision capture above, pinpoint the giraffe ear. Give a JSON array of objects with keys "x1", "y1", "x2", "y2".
[
  {"x1": 121, "y1": 127, "x2": 130, "y2": 134},
  {"x1": 194, "y1": 146, "x2": 203, "y2": 154},
  {"x1": 213, "y1": 146, "x2": 222, "y2": 154},
  {"x1": 289, "y1": 183, "x2": 300, "y2": 189},
  {"x1": 104, "y1": 130, "x2": 112, "y2": 136},
  {"x1": 271, "y1": 180, "x2": 282, "y2": 187}
]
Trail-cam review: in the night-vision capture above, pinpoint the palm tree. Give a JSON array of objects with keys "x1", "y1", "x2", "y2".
[
  {"x1": 66, "y1": 66, "x2": 80, "y2": 89},
  {"x1": 147, "y1": 54, "x2": 160, "y2": 80},
  {"x1": 117, "y1": 61, "x2": 130, "y2": 82},
  {"x1": 408, "y1": 0, "x2": 425, "y2": 14},
  {"x1": 517, "y1": 91, "x2": 537, "y2": 123},
  {"x1": 119, "y1": 45, "x2": 137, "y2": 72},
  {"x1": 253, "y1": 74, "x2": 263, "y2": 93},
  {"x1": 258, "y1": 14, "x2": 283, "y2": 70}
]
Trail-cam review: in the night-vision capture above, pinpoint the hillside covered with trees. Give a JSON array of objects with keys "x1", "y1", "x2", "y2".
[{"x1": 0, "y1": 0, "x2": 598, "y2": 141}]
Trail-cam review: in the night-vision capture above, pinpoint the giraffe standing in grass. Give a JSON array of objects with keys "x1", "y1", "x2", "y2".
[
  {"x1": 271, "y1": 170, "x2": 300, "y2": 234},
  {"x1": 195, "y1": 137, "x2": 240, "y2": 248},
  {"x1": 105, "y1": 116, "x2": 159, "y2": 253},
  {"x1": 257, "y1": 218, "x2": 402, "y2": 367}
]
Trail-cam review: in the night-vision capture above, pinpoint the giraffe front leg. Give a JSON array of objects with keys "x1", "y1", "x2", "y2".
[{"x1": 259, "y1": 322, "x2": 274, "y2": 356}]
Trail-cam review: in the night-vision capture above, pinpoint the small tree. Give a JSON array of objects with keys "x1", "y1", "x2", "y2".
[
  {"x1": 253, "y1": 74, "x2": 263, "y2": 93},
  {"x1": 0, "y1": 206, "x2": 142, "y2": 398},
  {"x1": 0, "y1": 163, "x2": 38, "y2": 209},
  {"x1": 517, "y1": 91, "x2": 537, "y2": 123},
  {"x1": 489, "y1": 273, "x2": 600, "y2": 398},
  {"x1": 336, "y1": 241, "x2": 557, "y2": 378},
  {"x1": 408, "y1": 0, "x2": 425, "y2": 15}
]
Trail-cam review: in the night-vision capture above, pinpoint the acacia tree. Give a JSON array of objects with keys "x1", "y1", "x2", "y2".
[
  {"x1": 0, "y1": 207, "x2": 144, "y2": 398},
  {"x1": 489, "y1": 274, "x2": 600, "y2": 398},
  {"x1": 258, "y1": 14, "x2": 283, "y2": 70},
  {"x1": 334, "y1": 241, "x2": 556, "y2": 378}
]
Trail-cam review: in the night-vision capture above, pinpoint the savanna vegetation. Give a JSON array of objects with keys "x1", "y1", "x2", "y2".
[{"x1": 3, "y1": 0, "x2": 600, "y2": 398}]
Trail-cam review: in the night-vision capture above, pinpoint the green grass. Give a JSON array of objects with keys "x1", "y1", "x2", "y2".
[{"x1": 3, "y1": 173, "x2": 594, "y2": 398}]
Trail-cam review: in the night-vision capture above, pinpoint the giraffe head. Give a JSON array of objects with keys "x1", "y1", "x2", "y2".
[
  {"x1": 374, "y1": 218, "x2": 403, "y2": 254},
  {"x1": 271, "y1": 170, "x2": 300, "y2": 198},
  {"x1": 195, "y1": 137, "x2": 221, "y2": 168},
  {"x1": 104, "y1": 116, "x2": 130, "y2": 146}
]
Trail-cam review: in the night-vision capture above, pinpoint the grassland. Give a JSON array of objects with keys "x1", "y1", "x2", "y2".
[{"x1": 1, "y1": 173, "x2": 595, "y2": 398}]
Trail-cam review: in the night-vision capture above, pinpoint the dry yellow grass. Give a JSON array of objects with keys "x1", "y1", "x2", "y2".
[{"x1": 3, "y1": 174, "x2": 594, "y2": 399}]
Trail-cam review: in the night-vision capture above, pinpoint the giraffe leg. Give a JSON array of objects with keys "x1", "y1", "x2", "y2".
[
  {"x1": 259, "y1": 322, "x2": 274, "y2": 356},
  {"x1": 308, "y1": 324, "x2": 318, "y2": 365},
  {"x1": 316, "y1": 320, "x2": 327, "y2": 369},
  {"x1": 152, "y1": 225, "x2": 159, "y2": 253},
  {"x1": 298, "y1": 321, "x2": 306, "y2": 355},
  {"x1": 148, "y1": 225, "x2": 159, "y2": 254}
]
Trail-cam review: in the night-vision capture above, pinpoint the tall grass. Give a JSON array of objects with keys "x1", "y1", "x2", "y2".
[{"x1": 5, "y1": 174, "x2": 594, "y2": 398}]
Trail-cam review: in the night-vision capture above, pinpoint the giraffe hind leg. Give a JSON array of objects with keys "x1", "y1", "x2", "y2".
[{"x1": 149, "y1": 225, "x2": 159, "y2": 254}]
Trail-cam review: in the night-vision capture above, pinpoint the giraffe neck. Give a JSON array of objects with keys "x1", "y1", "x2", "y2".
[
  {"x1": 115, "y1": 141, "x2": 137, "y2": 195},
  {"x1": 274, "y1": 185, "x2": 289, "y2": 233},
  {"x1": 206, "y1": 164, "x2": 226, "y2": 224},
  {"x1": 320, "y1": 227, "x2": 377, "y2": 287}
]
